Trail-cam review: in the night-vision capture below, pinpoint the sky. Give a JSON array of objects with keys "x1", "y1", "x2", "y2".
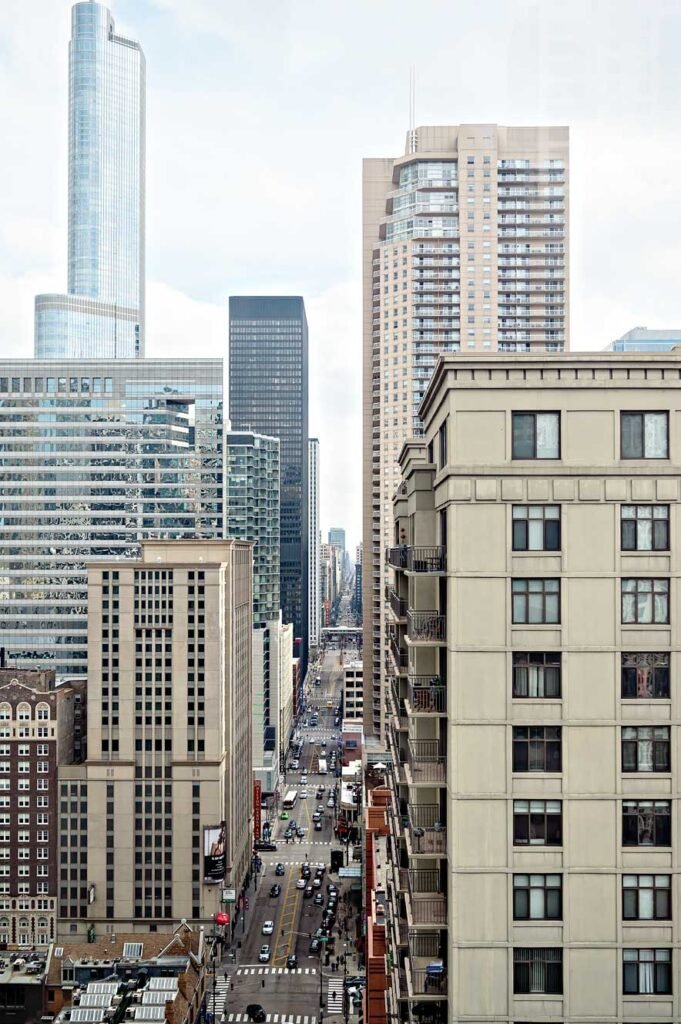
[{"x1": 2, "y1": 1, "x2": 681, "y2": 551}]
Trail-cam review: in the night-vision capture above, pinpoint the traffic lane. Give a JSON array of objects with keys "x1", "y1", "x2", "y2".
[{"x1": 238, "y1": 858, "x2": 286, "y2": 962}]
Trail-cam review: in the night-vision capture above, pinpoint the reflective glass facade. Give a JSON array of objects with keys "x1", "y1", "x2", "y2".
[
  {"x1": 35, "y1": 2, "x2": 145, "y2": 359},
  {"x1": 229, "y1": 297, "x2": 309, "y2": 669},
  {"x1": 0, "y1": 360, "x2": 224, "y2": 677},
  {"x1": 227, "y1": 430, "x2": 280, "y2": 626}
]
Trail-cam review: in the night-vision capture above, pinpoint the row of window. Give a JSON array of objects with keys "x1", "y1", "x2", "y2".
[
  {"x1": 512, "y1": 577, "x2": 670, "y2": 624},
  {"x1": 513, "y1": 946, "x2": 671, "y2": 995},
  {"x1": 514, "y1": 799, "x2": 671, "y2": 847},
  {"x1": 0, "y1": 703, "x2": 50, "y2": 721},
  {"x1": 512, "y1": 503, "x2": 670, "y2": 552},
  {"x1": 511, "y1": 725, "x2": 669, "y2": 772},
  {"x1": 513, "y1": 651, "x2": 670, "y2": 699},
  {"x1": 512, "y1": 410, "x2": 669, "y2": 460},
  {"x1": 514, "y1": 873, "x2": 671, "y2": 921}
]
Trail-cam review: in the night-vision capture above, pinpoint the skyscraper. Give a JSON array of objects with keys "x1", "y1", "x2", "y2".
[
  {"x1": 328, "y1": 527, "x2": 346, "y2": 553},
  {"x1": 0, "y1": 360, "x2": 224, "y2": 677},
  {"x1": 308, "y1": 438, "x2": 321, "y2": 649},
  {"x1": 35, "y1": 1, "x2": 145, "y2": 359},
  {"x1": 229, "y1": 296, "x2": 309, "y2": 670},
  {"x1": 362, "y1": 123, "x2": 569, "y2": 736}
]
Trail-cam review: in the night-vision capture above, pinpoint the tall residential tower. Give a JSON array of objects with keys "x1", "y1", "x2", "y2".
[
  {"x1": 35, "y1": 1, "x2": 145, "y2": 358},
  {"x1": 308, "y1": 438, "x2": 321, "y2": 649},
  {"x1": 362, "y1": 123, "x2": 569, "y2": 736}
]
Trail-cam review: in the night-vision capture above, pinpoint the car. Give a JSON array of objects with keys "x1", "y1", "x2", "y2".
[
  {"x1": 309, "y1": 937, "x2": 321, "y2": 954},
  {"x1": 246, "y1": 1004, "x2": 267, "y2": 1023},
  {"x1": 269, "y1": 884, "x2": 281, "y2": 897},
  {"x1": 286, "y1": 954, "x2": 298, "y2": 970},
  {"x1": 314, "y1": 926, "x2": 329, "y2": 939},
  {"x1": 284, "y1": 828, "x2": 293, "y2": 839},
  {"x1": 350, "y1": 990, "x2": 363, "y2": 1008},
  {"x1": 345, "y1": 977, "x2": 366, "y2": 989},
  {"x1": 262, "y1": 920, "x2": 274, "y2": 935},
  {"x1": 312, "y1": 876, "x2": 322, "y2": 887},
  {"x1": 300, "y1": 791, "x2": 308, "y2": 799},
  {"x1": 289, "y1": 820, "x2": 297, "y2": 829},
  {"x1": 291, "y1": 760, "x2": 299, "y2": 769},
  {"x1": 296, "y1": 878, "x2": 306, "y2": 889},
  {"x1": 254, "y1": 840, "x2": 277, "y2": 852},
  {"x1": 316, "y1": 806, "x2": 325, "y2": 814},
  {"x1": 327, "y1": 883, "x2": 338, "y2": 894},
  {"x1": 259, "y1": 945, "x2": 271, "y2": 963},
  {"x1": 296, "y1": 827, "x2": 306, "y2": 837},
  {"x1": 316, "y1": 864, "x2": 326, "y2": 875},
  {"x1": 316, "y1": 791, "x2": 324, "y2": 800},
  {"x1": 314, "y1": 821, "x2": 323, "y2": 831},
  {"x1": 321, "y1": 740, "x2": 326, "y2": 747},
  {"x1": 313, "y1": 892, "x2": 324, "y2": 906},
  {"x1": 327, "y1": 798, "x2": 335, "y2": 808},
  {"x1": 279, "y1": 811, "x2": 289, "y2": 820},
  {"x1": 275, "y1": 863, "x2": 285, "y2": 876},
  {"x1": 304, "y1": 885, "x2": 314, "y2": 899}
]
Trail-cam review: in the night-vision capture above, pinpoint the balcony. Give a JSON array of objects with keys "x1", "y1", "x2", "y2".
[
  {"x1": 405, "y1": 957, "x2": 447, "y2": 998},
  {"x1": 405, "y1": 869, "x2": 447, "y2": 926},
  {"x1": 407, "y1": 611, "x2": 446, "y2": 644},
  {"x1": 389, "y1": 588, "x2": 407, "y2": 620},
  {"x1": 407, "y1": 739, "x2": 446, "y2": 784},
  {"x1": 389, "y1": 631, "x2": 408, "y2": 673},
  {"x1": 387, "y1": 546, "x2": 446, "y2": 572},
  {"x1": 407, "y1": 676, "x2": 446, "y2": 714}
]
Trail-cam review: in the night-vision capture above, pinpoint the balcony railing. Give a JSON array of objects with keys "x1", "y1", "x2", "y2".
[
  {"x1": 407, "y1": 611, "x2": 446, "y2": 643},
  {"x1": 407, "y1": 894, "x2": 448, "y2": 925},
  {"x1": 408, "y1": 739, "x2": 446, "y2": 783},
  {"x1": 405, "y1": 959, "x2": 447, "y2": 997},
  {"x1": 389, "y1": 589, "x2": 407, "y2": 619},
  {"x1": 389, "y1": 631, "x2": 408, "y2": 670},
  {"x1": 407, "y1": 676, "x2": 446, "y2": 713},
  {"x1": 407, "y1": 803, "x2": 447, "y2": 854},
  {"x1": 387, "y1": 545, "x2": 446, "y2": 572}
]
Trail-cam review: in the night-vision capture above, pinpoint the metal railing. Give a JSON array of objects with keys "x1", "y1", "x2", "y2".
[
  {"x1": 407, "y1": 611, "x2": 446, "y2": 643},
  {"x1": 390, "y1": 631, "x2": 408, "y2": 669},
  {"x1": 407, "y1": 546, "x2": 446, "y2": 572},
  {"x1": 406, "y1": 964, "x2": 447, "y2": 996},
  {"x1": 408, "y1": 740, "x2": 446, "y2": 783},
  {"x1": 407, "y1": 804, "x2": 447, "y2": 853},
  {"x1": 408, "y1": 676, "x2": 446, "y2": 713},
  {"x1": 389, "y1": 589, "x2": 407, "y2": 619},
  {"x1": 408, "y1": 894, "x2": 447, "y2": 925}
]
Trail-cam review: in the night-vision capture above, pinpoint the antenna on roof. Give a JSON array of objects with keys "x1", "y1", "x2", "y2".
[{"x1": 408, "y1": 66, "x2": 417, "y2": 153}]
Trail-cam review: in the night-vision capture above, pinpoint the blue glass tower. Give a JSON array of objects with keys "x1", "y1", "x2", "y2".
[{"x1": 35, "y1": 1, "x2": 145, "y2": 358}]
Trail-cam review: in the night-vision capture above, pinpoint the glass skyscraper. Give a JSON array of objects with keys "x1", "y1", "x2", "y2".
[
  {"x1": 35, "y1": 1, "x2": 145, "y2": 359},
  {"x1": 0, "y1": 360, "x2": 224, "y2": 676},
  {"x1": 229, "y1": 296, "x2": 309, "y2": 670}
]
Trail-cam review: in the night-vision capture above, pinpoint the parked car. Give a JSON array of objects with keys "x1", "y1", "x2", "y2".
[
  {"x1": 312, "y1": 877, "x2": 321, "y2": 888},
  {"x1": 246, "y1": 1005, "x2": 267, "y2": 1022},
  {"x1": 327, "y1": 798, "x2": 335, "y2": 808},
  {"x1": 262, "y1": 920, "x2": 274, "y2": 935},
  {"x1": 304, "y1": 885, "x2": 314, "y2": 899},
  {"x1": 314, "y1": 821, "x2": 323, "y2": 831},
  {"x1": 309, "y1": 937, "x2": 321, "y2": 954},
  {"x1": 269, "y1": 885, "x2": 281, "y2": 897},
  {"x1": 259, "y1": 945, "x2": 271, "y2": 963},
  {"x1": 313, "y1": 892, "x2": 324, "y2": 906}
]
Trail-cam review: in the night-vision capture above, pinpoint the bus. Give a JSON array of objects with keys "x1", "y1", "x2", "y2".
[
  {"x1": 318, "y1": 759, "x2": 328, "y2": 775},
  {"x1": 283, "y1": 790, "x2": 298, "y2": 810}
]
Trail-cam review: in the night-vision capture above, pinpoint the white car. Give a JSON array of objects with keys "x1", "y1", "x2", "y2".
[
  {"x1": 259, "y1": 945, "x2": 271, "y2": 963},
  {"x1": 296, "y1": 878, "x2": 306, "y2": 889},
  {"x1": 301, "y1": 775, "x2": 308, "y2": 784},
  {"x1": 262, "y1": 920, "x2": 274, "y2": 936},
  {"x1": 327, "y1": 798, "x2": 334, "y2": 807},
  {"x1": 300, "y1": 790, "x2": 308, "y2": 799}
]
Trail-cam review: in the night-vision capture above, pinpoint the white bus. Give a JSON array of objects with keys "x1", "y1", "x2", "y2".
[
  {"x1": 318, "y1": 758, "x2": 328, "y2": 775},
  {"x1": 282, "y1": 790, "x2": 298, "y2": 810}
]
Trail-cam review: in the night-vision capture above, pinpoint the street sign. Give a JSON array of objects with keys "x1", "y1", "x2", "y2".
[
  {"x1": 319, "y1": 936, "x2": 329, "y2": 943},
  {"x1": 222, "y1": 888, "x2": 236, "y2": 904}
]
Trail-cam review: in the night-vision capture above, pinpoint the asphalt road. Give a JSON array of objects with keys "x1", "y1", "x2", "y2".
[{"x1": 222, "y1": 650, "x2": 353, "y2": 1024}]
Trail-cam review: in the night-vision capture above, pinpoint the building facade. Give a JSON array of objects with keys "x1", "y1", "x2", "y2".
[
  {"x1": 35, "y1": 1, "x2": 145, "y2": 359},
  {"x1": 0, "y1": 667, "x2": 85, "y2": 953},
  {"x1": 65, "y1": 540, "x2": 252, "y2": 938},
  {"x1": 353, "y1": 543, "x2": 363, "y2": 622},
  {"x1": 363, "y1": 123, "x2": 570, "y2": 738},
  {"x1": 252, "y1": 617, "x2": 293, "y2": 794},
  {"x1": 320, "y1": 542, "x2": 340, "y2": 627},
  {"x1": 309, "y1": 439, "x2": 321, "y2": 649},
  {"x1": 329, "y1": 528, "x2": 346, "y2": 552},
  {"x1": 385, "y1": 350, "x2": 681, "y2": 1022},
  {"x1": 229, "y1": 296, "x2": 309, "y2": 671},
  {"x1": 607, "y1": 326, "x2": 681, "y2": 353},
  {"x1": 343, "y1": 661, "x2": 363, "y2": 721},
  {"x1": 227, "y1": 430, "x2": 280, "y2": 626},
  {"x1": 0, "y1": 359, "x2": 224, "y2": 678}
]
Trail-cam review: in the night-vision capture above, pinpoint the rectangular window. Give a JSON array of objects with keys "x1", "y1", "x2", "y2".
[
  {"x1": 438, "y1": 418, "x2": 447, "y2": 469},
  {"x1": 623, "y1": 949, "x2": 671, "y2": 994},
  {"x1": 623, "y1": 875, "x2": 671, "y2": 920},
  {"x1": 512, "y1": 579, "x2": 560, "y2": 624},
  {"x1": 622, "y1": 578, "x2": 669, "y2": 624},
  {"x1": 512, "y1": 412, "x2": 560, "y2": 459},
  {"x1": 513, "y1": 800, "x2": 562, "y2": 845},
  {"x1": 622, "y1": 800, "x2": 671, "y2": 847},
  {"x1": 513, "y1": 727, "x2": 562, "y2": 772},
  {"x1": 622, "y1": 727, "x2": 670, "y2": 772},
  {"x1": 513, "y1": 948, "x2": 562, "y2": 994},
  {"x1": 512, "y1": 506, "x2": 560, "y2": 551},
  {"x1": 621, "y1": 412, "x2": 669, "y2": 459},
  {"x1": 622, "y1": 653, "x2": 670, "y2": 699},
  {"x1": 621, "y1": 505, "x2": 669, "y2": 551},
  {"x1": 513, "y1": 874, "x2": 562, "y2": 920}
]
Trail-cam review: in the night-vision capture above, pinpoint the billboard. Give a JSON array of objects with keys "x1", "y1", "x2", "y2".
[
  {"x1": 253, "y1": 780, "x2": 262, "y2": 841},
  {"x1": 204, "y1": 823, "x2": 226, "y2": 884}
]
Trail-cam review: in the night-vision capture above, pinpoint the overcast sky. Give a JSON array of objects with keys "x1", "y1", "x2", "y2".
[{"x1": 2, "y1": 0, "x2": 681, "y2": 550}]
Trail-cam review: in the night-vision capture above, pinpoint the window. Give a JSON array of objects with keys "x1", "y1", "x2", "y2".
[
  {"x1": 622, "y1": 578, "x2": 669, "y2": 624},
  {"x1": 621, "y1": 505, "x2": 669, "y2": 551},
  {"x1": 512, "y1": 412, "x2": 560, "y2": 459},
  {"x1": 622, "y1": 652, "x2": 670, "y2": 699},
  {"x1": 36, "y1": 704, "x2": 49, "y2": 721},
  {"x1": 512, "y1": 506, "x2": 560, "y2": 551},
  {"x1": 17, "y1": 703, "x2": 30, "y2": 721},
  {"x1": 513, "y1": 948, "x2": 562, "y2": 994},
  {"x1": 513, "y1": 800, "x2": 562, "y2": 845},
  {"x1": 623, "y1": 800, "x2": 671, "y2": 847},
  {"x1": 622, "y1": 727, "x2": 670, "y2": 773},
  {"x1": 621, "y1": 412, "x2": 668, "y2": 459},
  {"x1": 512, "y1": 653, "x2": 561, "y2": 698},
  {"x1": 438, "y1": 418, "x2": 447, "y2": 469},
  {"x1": 623, "y1": 875, "x2": 671, "y2": 920},
  {"x1": 623, "y1": 949, "x2": 671, "y2": 994},
  {"x1": 513, "y1": 874, "x2": 562, "y2": 920},
  {"x1": 513, "y1": 727, "x2": 562, "y2": 771},
  {"x1": 512, "y1": 579, "x2": 560, "y2": 624}
]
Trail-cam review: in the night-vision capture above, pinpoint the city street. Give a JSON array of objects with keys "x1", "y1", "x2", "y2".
[{"x1": 218, "y1": 649, "x2": 361, "y2": 1024}]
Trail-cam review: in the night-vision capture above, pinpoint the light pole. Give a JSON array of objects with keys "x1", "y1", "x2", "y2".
[{"x1": 343, "y1": 942, "x2": 348, "y2": 1024}]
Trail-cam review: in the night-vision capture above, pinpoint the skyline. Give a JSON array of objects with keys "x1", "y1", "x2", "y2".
[{"x1": 3, "y1": 0, "x2": 681, "y2": 546}]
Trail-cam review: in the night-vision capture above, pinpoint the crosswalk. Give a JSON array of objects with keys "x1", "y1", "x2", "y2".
[
  {"x1": 274, "y1": 840, "x2": 331, "y2": 848},
  {"x1": 235, "y1": 966, "x2": 317, "y2": 975},
  {"x1": 206, "y1": 975, "x2": 229, "y2": 1021},
  {"x1": 326, "y1": 978, "x2": 344, "y2": 1014},
  {"x1": 225, "y1": 1016, "x2": 317, "y2": 1024}
]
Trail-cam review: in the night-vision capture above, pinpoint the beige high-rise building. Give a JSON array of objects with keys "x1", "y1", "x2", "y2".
[
  {"x1": 363, "y1": 123, "x2": 569, "y2": 737},
  {"x1": 59, "y1": 539, "x2": 252, "y2": 939},
  {"x1": 385, "y1": 350, "x2": 681, "y2": 1022}
]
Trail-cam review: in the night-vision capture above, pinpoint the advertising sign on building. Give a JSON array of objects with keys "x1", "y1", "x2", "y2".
[
  {"x1": 253, "y1": 780, "x2": 262, "y2": 840},
  {"x1": 203, "y1": 823, "x2": 226, "y2": 883}
]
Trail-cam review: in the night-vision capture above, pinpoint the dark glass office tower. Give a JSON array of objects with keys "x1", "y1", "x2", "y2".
[{"x1": 229, "y1": 296, "x2": 309, "y2": 671}]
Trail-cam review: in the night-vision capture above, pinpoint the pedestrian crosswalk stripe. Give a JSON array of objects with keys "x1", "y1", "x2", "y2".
[
  {"x1": 226, "y1": 1017, "x2": 317, "y2": 1024},
  {"x1": 234, "y1": 966, "x2": 315, "y2": 976},
  {"x1": 326, "y1": 977, "x2": 344, "y2": 1013}
]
